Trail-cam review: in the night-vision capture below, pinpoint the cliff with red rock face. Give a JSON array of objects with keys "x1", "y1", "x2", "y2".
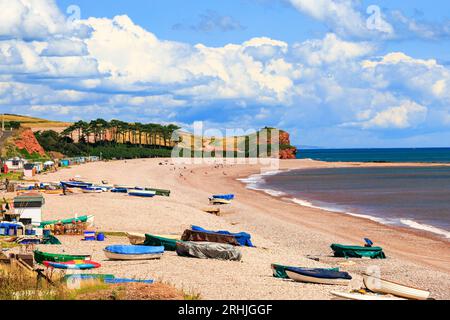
[
  {"x1": 13, "y1": 128, "x2": 47, "y2": 156},
  {"x1": 279, "y1": 130, "x2": 297, "y2": 159}
]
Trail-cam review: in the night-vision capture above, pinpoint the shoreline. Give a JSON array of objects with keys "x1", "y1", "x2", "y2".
[
  {"x1": 237, "y1": 165, "x2": 450, "y2": 240},
  {"x1": 27, "y1": 158, "x2": 450, "y2": 299}
]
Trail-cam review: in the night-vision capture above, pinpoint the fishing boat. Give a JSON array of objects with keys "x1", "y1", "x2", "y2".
[
  {"x1": 128, "y1": 190, "x2": 156, "y2": 198},
  {"x1": 271, "y1": 264, "x2": 339, "y2": 279},
  {"x1": 43, "y1": 260, "x2": 101, "y2": 270},
  {"x1": 285, "y1": 267, "x2": 352, "y2": 285},
  {"x1": 176, "y1": 241, "x2": 242, "y2": 261},
  {"x1": 212, "y1": 194, "x2": 234, "y2": 201},
  {"x1": 103, "y1": 245, "x2": 164, "y2": 260},
  {"x1": 34, "y1": 250, "x2": 91, "y2": 264},
  {"x1": 126, "y1": 232, "x2": 146, "y2": 245},
  {"x1": 61, "y1": 181, "x2": 93, "y2": 188},
  {"x1": 209, "y1": 198, "x2": 231, "y2": 205},
  {"x1": 363, "y1": 273, "x2": 430, "y2": 300},
  {"x1": 40, "y1": 215, "x2": 95, "y2": 228},
  {"x1": 144, "y1": 234, "x2": 182, "y2": 251},
  {"x1": 82, "y1": 187, "x2": 103, "y2": 194},
  {"x1": 331, "y1": 244, "x2": 386, "y2": 259},
  {"x1": 331, "y1": 291, "x2": 407, "y2": 300}
]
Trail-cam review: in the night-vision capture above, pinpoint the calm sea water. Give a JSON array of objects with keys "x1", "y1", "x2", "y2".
[
  {"x1": 296, "y1": 148, "x2": 450, "y2": 163},
  {"x1": 240, "y1": 150, "x2": 450, "y2": 239}
]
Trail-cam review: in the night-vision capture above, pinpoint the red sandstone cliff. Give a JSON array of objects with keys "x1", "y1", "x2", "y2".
[
  {"x1": 13, "y1": 128, "x2": 47, "y2": 156},
  {"x1": 278, "y1": 130, "x2": 297, "y2": 159}
]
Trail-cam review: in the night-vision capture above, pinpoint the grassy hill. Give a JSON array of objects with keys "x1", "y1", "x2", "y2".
[{"x1": 1, "y1": 114, "x2": 71, "y2": 128}]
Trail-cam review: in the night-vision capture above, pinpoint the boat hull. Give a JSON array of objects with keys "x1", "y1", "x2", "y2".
[
  {"x1": 286, "y1": 270, "x2": 351, "y2": 285},
  {"x1": 331, "y1": 291, "x2": 406, "y2": 300},
  {"x1": 128, "y1": 191, "x2": 156, "y2": 198},
  {"x1": 126, "y1": 232, "x2": 146, "y2": 245},
  {"x1": 363, "y1": 274, "x2": 430, "y2": 300},
  {"x1": 103, "y1": 250, "x2": 162, "y2": 261}
]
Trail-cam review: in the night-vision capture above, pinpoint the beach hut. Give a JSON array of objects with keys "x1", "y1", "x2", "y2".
[
  {"x1": 23, "y1": 163, "x2": 36, "y2": 178},
  {"x1": 32, "y1": 162, "x2": 43, "y2": 173},
  {"x1": 43, "y1": 161, "x2": 55, "y2": 170},
  {"x1": 5, "y1": 157, "x2": 27, "y2": 170},
  {"x1": 59, "y1": 159, "x2": 70, "y2": 167},
  {"x1": 13, "y1": 193, "x2": 45, "y2": 226}
]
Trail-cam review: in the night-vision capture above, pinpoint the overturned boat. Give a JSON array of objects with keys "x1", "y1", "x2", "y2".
[
  {"x1": 176, "y1": 241, "x2": 242, "y2": 261},
  {"x1": 363, "y1": 273, "x2": 430, "y2": 300},
  {"x1": 285, "y1": 267, "x2": 352, "y2": 285}
]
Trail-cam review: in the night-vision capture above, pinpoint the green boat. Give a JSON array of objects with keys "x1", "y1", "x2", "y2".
[
  {"x1": 144, "y1": 188, "x2": 171, "y2": 197},
  {"x1": 271, "y1": 264, "x2": 339, "y2": 279},
  {"x1": 144, "y1": 234, "x2": 182, "y2": 251},
  {"x1": 331, "y1": 244, "x2": 386, "y2": 259},
  {"x1": 40, "y1": 215, "x2": 94, "y2": 228},
  {"x1": 33, "y1": 250, "x2": 91, "y2": 264}
]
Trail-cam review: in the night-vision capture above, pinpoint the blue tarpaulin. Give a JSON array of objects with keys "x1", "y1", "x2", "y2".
[{"x1": 191, "y1": 225, "x2": 254, "y2": 247}]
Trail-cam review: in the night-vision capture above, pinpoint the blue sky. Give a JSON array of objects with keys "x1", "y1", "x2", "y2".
[{"x1": 2, "y1": 0, "x2": 450, "y2": 148}]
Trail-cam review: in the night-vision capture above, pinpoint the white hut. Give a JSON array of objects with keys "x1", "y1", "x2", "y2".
[{"x1": 13, "y1": 193, "x2": 45, "y2": 226}]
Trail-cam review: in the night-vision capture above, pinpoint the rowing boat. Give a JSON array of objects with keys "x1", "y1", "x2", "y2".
[
  {"x1": 271, "y1": 264, "x2": 339, "y2": 279},
  {"x1": 331, "y1": 244, "x2": 386, "y2": 259},
  {"x1": 82, "y1": 187, "x2": 103, "y2": 194},
  {"x1": 126, "y1": 232, "x2": 146, "y2": 245},
  {"x1": 61, "y1": 181, "x2": 93, "y2": 188},
  {"x1": 331, "y1": 291, "x2": 407, "y2": 300},
  {"x1": 144, "y1": 234, "x2": 182, "y2": 251},
  {"x1": 285, "y1": 267, "x2": 352, "y2": 285},
  {"x1": 363, "y1": 273, "x2": 430, "y2": 300},
  {"x1": 40, "y1": 215, "x2": 95, "y2": 228},
  {"x1": 209, "y1": 198, "x2": 231, "y2": 205},
  {"x1": 212, "y1": 194, "x2": 234, "y2": 201},
  {"x1": 143, "y1": 188, "x2": 171, "y2": 197},
  {"x1": 103, "y1": 245, "x2": 164, "y2": 260},
  {"x1": 34, "y1": 250, "x2": 91, "y2": 264},
  {"x1": 43, "y1": 260, "x2": 101, "y2": 270},
  {"x1": 128, "y1": 190, "x2": 156, "y2": 198},
  {"x1": 181, "y1": 229, "x2": 240, "y2": 246},
  {"x1": 176, "y1": 241, "x2": 242, "y2": 261}
]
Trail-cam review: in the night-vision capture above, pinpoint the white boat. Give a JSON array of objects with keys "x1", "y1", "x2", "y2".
[
  {"x1": 82, "y1": 187, "x2": 103, "y2": 194},
  {"x1": 128, "y1": 190, "x2": 156, "y2": 198},
  {"x1": 363, "y1": 273, "x2": 430, "y2": 300},
  {"x1": 331, "y1": 291, "x2": 407, "y2": 300},
  {"x1": 103, "y1": 250, "x2": 163, "y2": 260},
  {"x1": 209, "y1": 198, "x2": 231, "y2": 205},
  {"x1": 285, "y1": 268, "x2": 352, "y2": 286}
]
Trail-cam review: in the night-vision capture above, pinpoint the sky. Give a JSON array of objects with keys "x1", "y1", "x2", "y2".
[{"x1": 1, "y1": 0, "x2": 450, "y2": 148}]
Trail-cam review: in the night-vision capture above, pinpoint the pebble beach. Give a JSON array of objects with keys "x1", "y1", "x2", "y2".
[{"x1": 27, "y1": 158, "x2": 450, "y2": 300}]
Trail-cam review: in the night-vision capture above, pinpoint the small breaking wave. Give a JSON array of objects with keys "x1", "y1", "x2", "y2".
[{"x1": 400, "y1": 219, "x2": 450, "y2": 239}]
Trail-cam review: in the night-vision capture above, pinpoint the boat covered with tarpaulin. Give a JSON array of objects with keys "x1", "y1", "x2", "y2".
[
  {"x1": 211, "y1": 194, "x2": 234, "y2": 201},
  {"x1": 103, "y1": 245, "x2": 164, "y2": 260},
  {"x1": 285, "y1": 267, "x2": 352, "y2": 285},
  {"x1": 331, "y1": 244, "x2": 386, "y2": 259},
  {"x1": 191, "y1": 225, "x2": 254, "y2": 247},
  {"x1": 40, "y1": 215, "x2": 94, "y2": 228},
  {"x1": 144, "y1": 234, "x2": 182, "y2": 251},
  {"x1": 176, "y1": 241, "x2": 242, "y2": 261},
  {"x1": 271, "y1": 264, "x2": 339, "y2": 279},
  {"x1": 181, "y1": 229, "x2": 240, "y2": 246}
]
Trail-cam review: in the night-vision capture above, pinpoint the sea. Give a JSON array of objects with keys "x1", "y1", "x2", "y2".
[{"x1": 239, "y1": 148, "x2": 450, "y2": 239}]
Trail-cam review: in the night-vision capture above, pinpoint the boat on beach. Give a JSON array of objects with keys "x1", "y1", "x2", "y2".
[
  {"x1": 144, "y1": 234, "x2": 182, "y2": 251},
  {"x1": 103, "y1": 245, "x2": 164, "y2": 260},
  {"x1": 61, "y1": 181, "x2": 93, "y2": 188},
  {"x1": 212, "y1": 194, "x2": 234, "y2": 201},
  {"x1": 271, "y1": 264, "x2": 339, "y2": 279},
  {"x1": 363, "y1": 273, "x2": 430, "y2": 300},
  {"x1": 285, "y1": 267, "x2": 352, "y2": 285},
  {"x1": 82, "y1": 187, "x2": 104, "y2": 193},
  {"x1": 128, "y1": 190, "x2": 156, "y2": 198},
  {"x1": 209, "y1": 198, "x2": 232, "y2": 205},
  {"x1": 43, "y1": 260, "x2": 101, "y2": 270},
  {"x1": 331, "y1": 291, "x2": 407, "y2": 300},
  {"x1": 181, "y1": 229, "x2": 240, "y2": 246},
  {"x1": 126, "y1": 232, "x2": 146, "y2": 245},
  {"x1": 176, "y1": 241, "x2": 242, "y2": 261},
  {"x1": 40, "y1": 215, "x2": 95, "y2": 228},
  {"x1": 34, "y1": 250, "x2": 91, "y2": 264},
  {"x1": 331, "y1": 243, "x2": 386, "y2": 259}
]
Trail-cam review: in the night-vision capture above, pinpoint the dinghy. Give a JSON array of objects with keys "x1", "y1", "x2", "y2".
[
  {"x1": 181, "y1": 229, "x2": 240, "y2": 246},
  {"x1": 43, "y1": 260, "x2": 101, "y2": 270},
  {"x1": 176, "y1": 241, "x2": 242, "y2": 261},
  {"x1": 34, "y1": 250, "x2": 91, "y2": 264},
  {"x1": 271, "y1": 264, "x2": 339, "y2": 279},
  {"x1": 212, "y1": 194, "x2": 234, "y2": 201},
  {"x1": 191, "y1": 225, "x2": 254, "y2": 247},
  {"x1": 144, "y1": 234, "x2": 182, "y2": 251},
  {"x1": 363, "y1": 273, "x2": 430, "y2": 300},
  {"x1": 61, "y1": 181, "x2": 93, "y2": 188},
  {"x1": 82, "y1": 187, "x2": 103, "y2": 194},
  {"x1": 209, "y1": 198, "x2": 231, "y2": 205},
  {"x1": 40, "y1": 215, "x2": 95, "y2": 228},
  {"x1": 331, "y1": 291, "x2": 407, "y2": 300},
  {"x1": 285, "y1": 267, "x2": 352, "y2": 285},
  {"x1": 331, "y1": 244, "x2": 386, "y2": 259},
  {"x1": 111, "y1": 188, "x2": 128, "y2": 193},
  {"x1": 103, "y1": 245, "x2": 164, "y2": 260},
  {"x1": 144, "y1": 188, "x2": 171, "y2": 197},
  {"x1": 128, "y1": 190, "x2": 156, "y2": 198}
]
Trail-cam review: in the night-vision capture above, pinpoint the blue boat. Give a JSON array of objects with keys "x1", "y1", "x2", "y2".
[
  {"x1": 285, "y1": 267, "x2": 352, "y2": 285},
  {"x1": 61, "y1": 181, "x2": 93, "y2": 188},
  {"x1": 103, "y1": 245, "x2": 164, "y2": 260},
  {"x1": 104, "y1": 278, "x2": 154, "y2": 285},
  {"x1": 191, "y1": 225, "x2": 254, "y2": 247},
  {"x1": 212, "y1": 194, "x2": 235, "y2": 201},
  {"x1": 111, "y1": 188, "x2": 128, "y2": 193}
]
